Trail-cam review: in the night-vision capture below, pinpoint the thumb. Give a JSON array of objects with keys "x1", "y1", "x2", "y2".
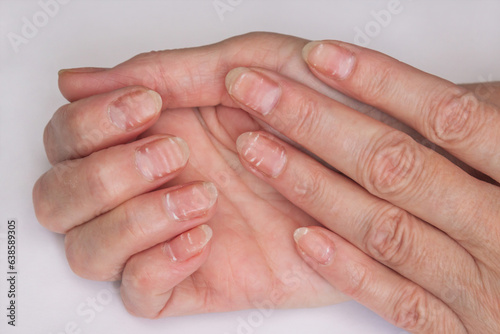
[{"x1": 57, "y1": 32, "x2": 311, "y2": 109}]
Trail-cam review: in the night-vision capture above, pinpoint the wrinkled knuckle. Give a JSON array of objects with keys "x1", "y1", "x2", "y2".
[
  {"x1": 357, "y1": 64, "x2": 395, "y2": 102},
  {"x1": 364, "y1": 206, "x2": 413, "y2": 266},
  {"x1": 427, "y1": 88, "x2": 481, "y2": 145},
  {"x1": 283, "y1": 98, "x2": 321, "y2": 142},
  {"x1": 292, "y1": 166, "x2": 328, "y2": 207},
  {"x1": 361, "y1": 131, "x2": 423, "y2": 198},
  {"x1": 392, "y1": 286, "x2": 430, "y2": 332}
]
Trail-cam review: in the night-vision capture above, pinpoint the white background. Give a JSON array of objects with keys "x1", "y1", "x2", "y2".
[{"x1": 1, "y1": 1, "x2": 499, "y2": 333}]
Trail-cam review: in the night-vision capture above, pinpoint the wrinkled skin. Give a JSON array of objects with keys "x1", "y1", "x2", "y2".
[{"x1": 33, "y1": 32, "x2": 491, "y2": 319}]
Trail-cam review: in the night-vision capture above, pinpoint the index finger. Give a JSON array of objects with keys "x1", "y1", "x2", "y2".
[
  {"x1": 57, "y1": 33, "x2": 351, "y2": 112},
  {"x1": 302, "y1": 40, "x2": 500, "y2": 182}
]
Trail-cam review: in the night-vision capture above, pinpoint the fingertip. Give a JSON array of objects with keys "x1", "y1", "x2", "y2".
[
  {"x1": 58, "y1": 68, "x2": 113, "y2": 102},
  {"x1": 163, "y1": 224, "x2": 213, "y2": 263},
  {"x1": 146, "y1": 89, "x2": 163, "y2": 113},
  {"x1": 301, "y1": 41, "x2": 321, "y2": 63},
  {"x1": 225, "y1": 67, "x2": 251, "y2": 95},
  {"x1": 293, "y1": 226, "x2": 335, "y2": 266}
]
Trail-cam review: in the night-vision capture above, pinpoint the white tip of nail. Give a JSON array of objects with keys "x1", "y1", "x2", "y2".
[
  {"x1": 171, "y1": 136, "x2": 190, "y2": 163},
  {"x1": 236, "y1": 132, "x2": 253, "y2": 154},
  {"x1": 147, "y1": 90, "x2": 163, "y2": 111},
  {"x1": 202, "y1": 182, "x2": 218, "y2": 208},
  {"x1": 199, "y1": 224, "x2": 213, "y2": 243},
  {"x1": 293, "y1": 227, "x2": 309, "y2": 243},
  {"x1": 225, "y1": 67, "x2": 250, "y2": 93}
]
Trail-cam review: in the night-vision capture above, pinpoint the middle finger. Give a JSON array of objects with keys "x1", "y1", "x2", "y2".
[
  {"x1": 235, "y1": 130, "x2": 481, "y2": 320},
  {"x1": 225, "y1": 67, "x2": 500, "y2": 250}
]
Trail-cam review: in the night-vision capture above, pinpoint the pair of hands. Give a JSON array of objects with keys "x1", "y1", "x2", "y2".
[{"x1": 33, "y1": 33, "x2": 500, "y2": 333}]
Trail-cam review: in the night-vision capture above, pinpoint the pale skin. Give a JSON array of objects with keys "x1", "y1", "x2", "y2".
[{"x1": 33, "y1": 33, "x2": 500, "y2": 332}]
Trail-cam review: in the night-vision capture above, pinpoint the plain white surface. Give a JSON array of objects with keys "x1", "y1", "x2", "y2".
[{"x1": 1, "y1": 1, "x2": 499, "y2": 333}]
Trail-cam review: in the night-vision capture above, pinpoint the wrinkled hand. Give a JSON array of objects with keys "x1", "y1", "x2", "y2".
[
  {"x1": 224, "y1": 40, "x2": 500, "y2": 333},
  {"x1": 34, "y1": 33, "x2": 360, "y2": 318}
]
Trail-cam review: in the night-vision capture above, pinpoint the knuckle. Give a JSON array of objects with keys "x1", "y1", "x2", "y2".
[
  {"x1": 65, "y1": 227, "x2": 120, "y2": 281},
  {"x1": 391, "y1": 286, "x2": 430, "y2": 332},
  {"x1": 426, "y1": 88, "x2": 481, "y2": 145},
  {"x1": 33, "y1": 172, "x2": 66, "y2": 233},
  {"x1": 32, "y1": 174, "x2": 52, "y2": 229},
  {"x1": 123, "y1": 259, "x2": 160, "y2": 297},
  {"x1": 360, "y1": 131, "x2": 424, "y2": 198},
  {"x1": 68, "y1": 120, "x2": 89, "y2": 156},
  {"x1": 64, "y1": 232, "x2": 93, "y2": 279},
  {"x1": 122, "y1": 301, "x2": 158, "y2": 320},
  {"x1": 364, "y1": 206, "x2": 414, "y2": 267},
  {"x1": 291, "y1": 166, "x2": 329, "y2": 207},
  {"x1": 43, "y1": 121, "x2": 59, "y2": 165},
  {"x1": 280, "y1": 98, "x2": 321, "y2": 143}
]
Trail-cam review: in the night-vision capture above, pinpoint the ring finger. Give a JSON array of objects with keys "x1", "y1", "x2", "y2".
[{"x1": 225, "y1": 67, "x2": 500, "y2": 260}]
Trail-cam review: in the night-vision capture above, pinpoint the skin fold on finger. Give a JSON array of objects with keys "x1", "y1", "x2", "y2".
[
  {"x1": 33, "y1": 134, "x2": 190, "y2": 233},
  {"x1": 64, "y1": 182, "x2": 218, "y2": 281},
  {"x1": 44, "y1": 86, "x2": 162, "y2": 164},
  {"x1": 293, "y1": 226, "x2": 467, "y2": 333},
  {"x1": 301, "y1": 40, "x2": 500, "y2": 182},
  {"x1": 235, "y1": 130, "x2": 486, "y2": 324},
  {"x1": 225, "y1": 66, "x2": 500, "y2": 267},
  {"x1": 120, "y1": 225, "x2": 213, "y2": 319}
]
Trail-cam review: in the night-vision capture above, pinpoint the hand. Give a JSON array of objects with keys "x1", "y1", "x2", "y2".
[
  {"x1": 224, "y1": 40, "x2": 500, "y2": 333},
  {"x1": 34, "y1": 33, "x2": 357, "y2": 318}
]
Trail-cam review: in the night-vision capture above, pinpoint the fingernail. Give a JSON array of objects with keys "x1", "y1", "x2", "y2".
[
  {"x1": 302, "y1": 42, "x2": 355, "y2": 80},
  {"x1": 109, "y1": 89, "x2": 162, "y2": 130},
  {"x1": 236, "y1": 132, "x2": 287, "y2": 178},
  {"x1": 164, "y1": 225, "x2": 213, "y2": 262},
  {"x1": 225, "y1": 67, "x2": 281, "y2": 116},
  {"x1": 58, "y1": 67, "x2": 108, "y2": 75},
  {"x1": 293, "y1": 228, "x2": 335, "y2": 265},
  {"x1": 164, "y1": 182, "x2": 218, "y2": 222},
  {"x1": 135, "y1": 137, "x2": 189, "y2": 181}
]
